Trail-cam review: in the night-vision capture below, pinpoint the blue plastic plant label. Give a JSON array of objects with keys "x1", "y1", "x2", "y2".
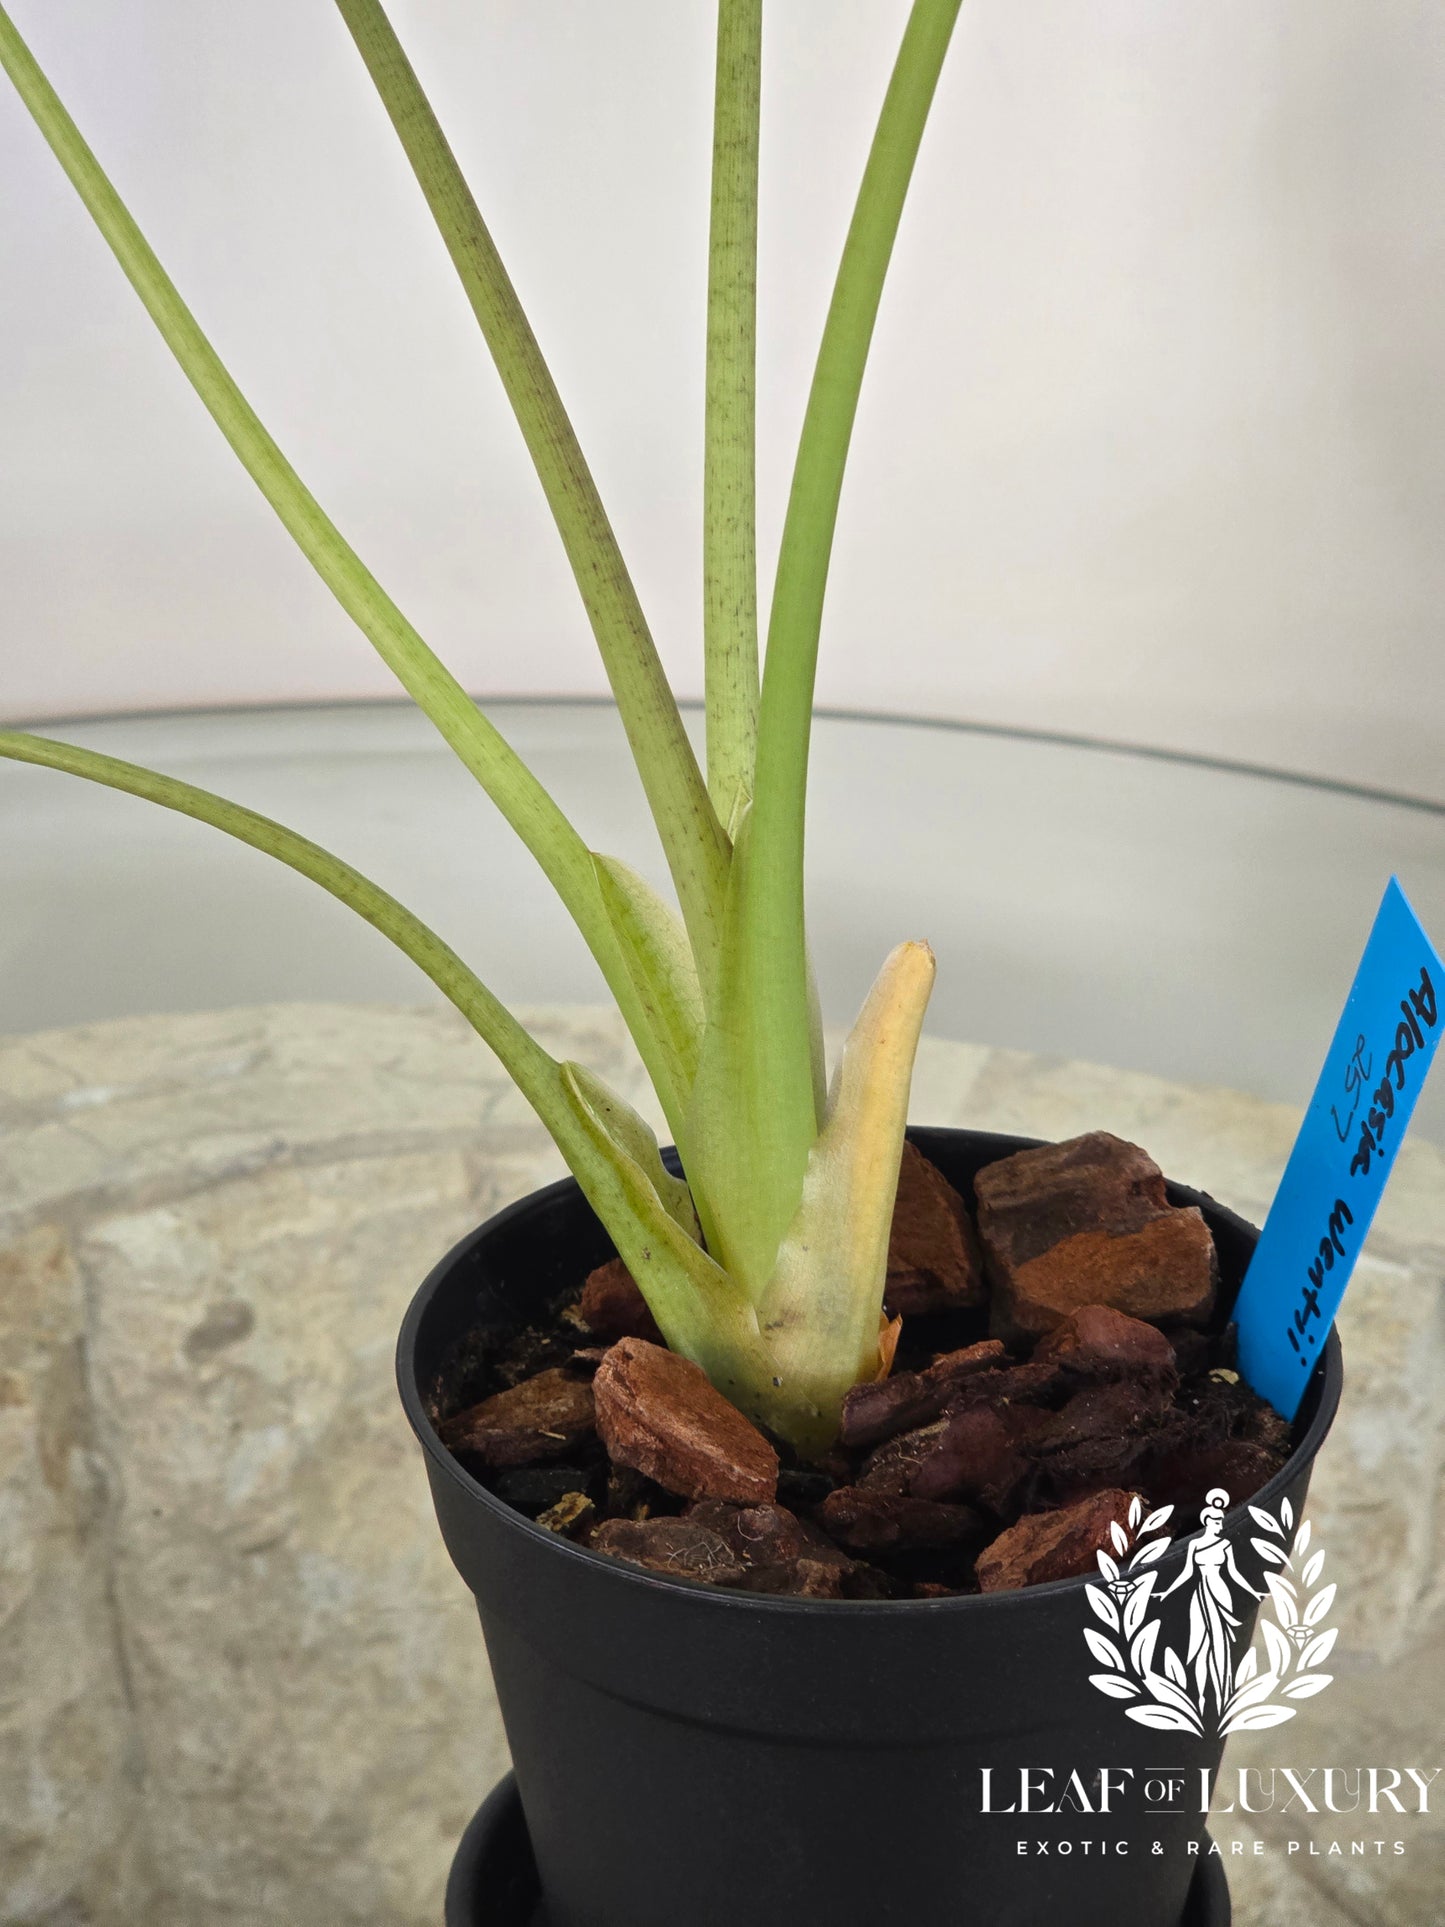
[{"x1": 1233, "y1": 878, "x2": 1444, "y2": 1421}]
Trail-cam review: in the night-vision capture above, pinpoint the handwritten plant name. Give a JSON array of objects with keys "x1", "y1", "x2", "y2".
[
  {"x1": 1349, "y1": 965, "x2": 1437, "y2": 1177},
  {"x1": 1285, "y1": 963, "x2": 1437, "y2": 1366}
]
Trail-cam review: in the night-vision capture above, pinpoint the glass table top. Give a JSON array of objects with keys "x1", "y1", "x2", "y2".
[{"x1": 4, "y1": 699, "x2": 1444, "y2": 1143}]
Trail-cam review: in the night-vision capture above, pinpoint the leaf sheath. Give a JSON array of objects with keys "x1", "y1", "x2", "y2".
[{"x1": 756, "y1": 941, "x2": 935, "y2": 1450}]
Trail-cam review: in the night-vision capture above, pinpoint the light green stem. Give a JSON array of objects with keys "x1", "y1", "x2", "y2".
[
  {"x1": 703, "y1": 0, "x2": 762, "y2": 819},
  {"x1": 334, "y1": 0, "x2": 730, "y2": 998},
  {"x1": 0, "y1": 728, "x2": 768, "y2": 1393},
  {"x1": 0, "y1": 2, "x2": 690, "y2": 1144},
  {"x1": 0, "y1": 730, "x2": 566, "y2": 1123},
  {"x1": 739, "y1": 0, "x2": 963, "y2": 1180}
]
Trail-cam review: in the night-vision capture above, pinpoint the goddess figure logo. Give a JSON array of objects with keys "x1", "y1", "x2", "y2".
[{"x1": 1083, "y1": 1492, "x2": 1338, "y2": 1736}]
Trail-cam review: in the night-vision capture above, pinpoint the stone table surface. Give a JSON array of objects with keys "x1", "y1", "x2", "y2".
[{"x1": 1, "y1": 1002, "x2": 1441, "y2": 1926}]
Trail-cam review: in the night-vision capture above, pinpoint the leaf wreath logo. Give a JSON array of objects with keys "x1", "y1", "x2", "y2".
[{"x1": 1083, "y1": 1489, "x2": 1338, "y2": 1736}]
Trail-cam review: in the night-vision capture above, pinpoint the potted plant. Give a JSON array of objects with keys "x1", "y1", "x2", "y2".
[{"x1": 0, "y1": 5, "x2": 1339, "y2": 1924}]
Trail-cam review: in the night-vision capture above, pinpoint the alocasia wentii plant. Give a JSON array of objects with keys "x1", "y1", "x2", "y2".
[{"x1": 0, "y1": 0, "x2": 962, "y2": 1453}]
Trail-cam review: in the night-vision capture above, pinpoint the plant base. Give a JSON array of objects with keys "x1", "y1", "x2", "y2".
[
  {"x1": 445, "y1": 1774, "x2": 1234, "y2": 1927},
  {"x1": 404, "y1": 1129, "x2": 1335, "y2": 1925}
]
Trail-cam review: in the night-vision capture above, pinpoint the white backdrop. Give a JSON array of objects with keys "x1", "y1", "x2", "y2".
[{"x1": 3, "y1": 1, "x2": 1444, "y2": 801}]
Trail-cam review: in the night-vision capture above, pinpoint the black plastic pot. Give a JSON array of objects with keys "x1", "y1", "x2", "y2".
[
  {"x1": 399, "y1": 1129, "x2": 1341, "y2": 1927},
  {"x1": 445, "y1": 1773, "x2": 1235, "y2": 1925}
]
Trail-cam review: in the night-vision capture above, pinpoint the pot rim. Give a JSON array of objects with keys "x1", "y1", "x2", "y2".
[{"x1": 397, "y1": 1128, "x2": 1343, "y2": 1619}]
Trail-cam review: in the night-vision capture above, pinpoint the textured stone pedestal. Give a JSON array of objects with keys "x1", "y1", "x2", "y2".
[{"x1": 1, "y1": 1004, "x2": 1441, "y2": 1924}]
